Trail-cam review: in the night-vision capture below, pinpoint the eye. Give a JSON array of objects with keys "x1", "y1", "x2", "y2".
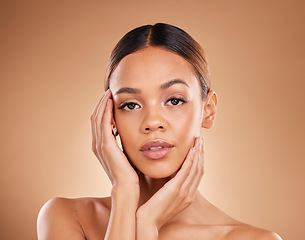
[
  {"x1": 118, "y1": 102, "x2": 140, "y2": 111},
  {"x1": 166, "y1": 97, "x2": 187, "y2": 106}
]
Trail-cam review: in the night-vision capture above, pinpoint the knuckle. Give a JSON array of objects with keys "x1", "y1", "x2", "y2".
[
  {"x1": 100, "y1": 141, "x2": 111, "y2": 153},
  {"x1": 96, "y1": 147, "x2": 103, "y2": 158},
  {"x1": 91, "y1": 141, "x2": 97, "y2": 151},
  {"x1": 96, "y1": 143, "x2": 101, "y2": 153},
  {"x1": 185, "y1": 195, "x2": 194, "y2": 205},
  {"x1": 92, "y1": 113, "x2": 99, "y2": 122},
  {"x1": 91, "y1": 144, "x2": 97, "y2": 153},
  {"x1": 100, "y1": 142, "x2": 106, "y2": 152},
  {"x1": 95, "y1": 141, "x2": 104, "y2": 152}
]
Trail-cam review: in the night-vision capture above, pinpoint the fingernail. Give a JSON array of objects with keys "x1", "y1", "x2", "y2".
[{"x1": 200, "y1": 137, "x2": 204, "y2": 145}]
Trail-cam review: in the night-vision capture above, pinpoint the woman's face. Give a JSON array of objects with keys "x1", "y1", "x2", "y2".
[{"x1": 109, "y1": 47, "x2": 205, "y2": 179}]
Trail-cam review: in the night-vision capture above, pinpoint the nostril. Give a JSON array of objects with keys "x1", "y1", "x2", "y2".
[{"x1": 143, "y1": 125, "x2": 165, "y2": 132}]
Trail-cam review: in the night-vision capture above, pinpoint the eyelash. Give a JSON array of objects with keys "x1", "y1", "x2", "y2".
[
  {"x1": 118, "y1": 102, "x2": 140, "y2": 110},
  {"x1": 166, "y1": 97, "x2": 188, "y2": 106},
  {"x1": 118, "y1": 97, "x2": 188, "y2": 111}
]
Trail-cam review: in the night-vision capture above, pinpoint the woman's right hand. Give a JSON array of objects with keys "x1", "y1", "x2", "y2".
[
  {"x1": 90, "y1": 89, "x2": 139, "y2": 188},
  {"x1": 91, "y1": 89, "x2": 139, "y2": 240}
]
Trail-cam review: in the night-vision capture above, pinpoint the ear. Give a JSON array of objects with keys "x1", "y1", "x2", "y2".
[
  {"x1": 111, "y1": 105, "x2": 119, "y2": 137},
  {"x1": 111, "y1": 121, "x2": 118, "y2": 137},
  {"x1": 201, "y1": 91, "x2": 218, "y2": 129}
]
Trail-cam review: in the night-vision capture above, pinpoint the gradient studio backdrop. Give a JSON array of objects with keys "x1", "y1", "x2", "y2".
[{"x1": 1, "y1": 0, "x2": 304, "y2": 239}]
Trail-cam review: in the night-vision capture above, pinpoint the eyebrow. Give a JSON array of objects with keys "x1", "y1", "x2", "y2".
[
  {"x1": 160, "y1": 79, "x2": 189, "y2": 90},
  {"x1": 114, "y1": 79, "x2": 189, "y2": 96},
  {"x1": 114, "y1": 87, "x2": 141, "y2": 96}
]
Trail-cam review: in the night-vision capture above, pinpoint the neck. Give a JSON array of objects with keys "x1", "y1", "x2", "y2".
[{"x1": 137, "y1": 172, "x2": 174, "y2": 206}]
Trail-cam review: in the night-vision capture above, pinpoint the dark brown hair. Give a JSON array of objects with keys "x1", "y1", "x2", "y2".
[{"x1": 105, "y1": 23, "x2": 210, "y2": 99}]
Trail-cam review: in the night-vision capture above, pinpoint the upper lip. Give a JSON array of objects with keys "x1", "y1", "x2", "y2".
[{"x1": 140, "y1": 140, "x2": 174, "y2": 151}]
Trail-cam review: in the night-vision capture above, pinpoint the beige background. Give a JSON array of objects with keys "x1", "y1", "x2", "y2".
[{"x1": 1, "y1": 0, "x2": 304, "y2": 239}]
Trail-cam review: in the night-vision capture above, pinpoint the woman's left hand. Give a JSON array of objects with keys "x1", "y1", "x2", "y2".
[{"x1": 136, "y1": 137, "x2": 205, "y2": 234}]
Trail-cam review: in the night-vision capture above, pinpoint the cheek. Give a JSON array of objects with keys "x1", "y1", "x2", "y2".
[
  {"x1": 173, "y1": 105, "x2": 203, "y2": 153},
  {"x1": 113, "y1": 111, "x2": 137, "y2": 147},
  {"x1": 172, "y1": 104, "x2": 202, "y2": 135}
]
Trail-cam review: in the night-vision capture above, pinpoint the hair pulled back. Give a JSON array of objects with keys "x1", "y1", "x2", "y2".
[{"x1": 105, "y1": 23, "x2": 210, "y2": 99}]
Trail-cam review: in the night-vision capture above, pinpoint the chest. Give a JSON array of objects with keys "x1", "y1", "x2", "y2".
[
  {"x1": 83, "y1": 225, "x2": 231, "y2": 240},
  {"x1": 158, "y1": 224, "x2": 231, "y2": 240}
]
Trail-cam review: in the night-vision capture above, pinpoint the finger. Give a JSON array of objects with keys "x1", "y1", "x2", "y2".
[
  {"x1": 92, "y1": 90, "x2": 112, "y2": 173},
  {"x1": 101, "y1": 98, "x2": 116, "y2": 144},
  {"x1": 91, "y1": 90, "x2": 111, "y2": 151},
  {"x1": 96, "y1": 98, "x2": 114, "y2": 172},
  {"x1": 170, "y1": 144, "x2": 196, "y2": 188},
  {"x1": 94, "y1": 90, "x2": 112, "y2": 145},
  {"x1": 180, "y1": 138, "x2": 201, "y2": 191},
  {"x1": 91, "y1": 89, "x2": 110, "y2": 118},
  {"x1": 187, "y1": 137, "x2": 205, "y2": 196}
]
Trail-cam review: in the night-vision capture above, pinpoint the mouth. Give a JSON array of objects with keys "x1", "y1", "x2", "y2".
[{"x1": 140, "y1": 140, "x2": 174, "y2": 160}]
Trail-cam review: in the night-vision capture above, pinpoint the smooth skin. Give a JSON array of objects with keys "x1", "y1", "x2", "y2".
[{"x1": 37, "y1": 47, "x2": 282, "y2": 240}]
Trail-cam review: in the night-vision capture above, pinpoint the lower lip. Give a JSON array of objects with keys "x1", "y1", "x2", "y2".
[{"x1": 140, "y1": 147, "x2": 173, "y2": 160}]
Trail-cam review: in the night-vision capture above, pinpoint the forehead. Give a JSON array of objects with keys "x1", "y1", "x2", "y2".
[{"x1": 109, "y1": 47, "x2": 199, "y2": 90}]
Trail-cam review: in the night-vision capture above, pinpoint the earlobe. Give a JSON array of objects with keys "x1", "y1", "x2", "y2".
[
  {"x1": 201, "y1": 91, "x2": 218, "y2": 129},
  {"x1": 111, "y1": 114, "x2": 118, "y2": 137},
  {"x1": 112, "y1": 124, "x2": 118, "y2": 137}
]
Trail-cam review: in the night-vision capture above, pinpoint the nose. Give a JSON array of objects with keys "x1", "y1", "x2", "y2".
[{"x1": 141, "y1": 108, "x2": 167, "y2": 134}]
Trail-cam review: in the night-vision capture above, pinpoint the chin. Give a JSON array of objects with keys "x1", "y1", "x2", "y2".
[
  {"x1": 136, "y1": 161, "x2": 181, "y2": 179},
  {"x1": 143, "y1": 172, "x2": 175, "y2": 179}
]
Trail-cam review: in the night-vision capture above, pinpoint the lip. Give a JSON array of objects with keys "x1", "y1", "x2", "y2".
[{"x1": 140, "y1": 140, "x2": 174, "y2": 160}]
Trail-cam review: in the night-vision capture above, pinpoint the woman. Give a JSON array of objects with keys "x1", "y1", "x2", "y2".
[{"x1": 37, "y1": 23, "x2": 282, "y2": 240}]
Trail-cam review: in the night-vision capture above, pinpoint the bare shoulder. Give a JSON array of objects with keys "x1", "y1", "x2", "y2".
[
  {"x1": 37, "y1": 197, "x2": 111, "y2": 240},
  {"x1": 227, "y1": 222, "x2": 282, "y2": 240}
]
